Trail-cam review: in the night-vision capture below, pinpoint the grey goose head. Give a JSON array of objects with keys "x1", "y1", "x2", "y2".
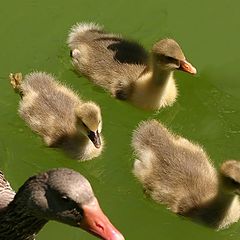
[
  {"x1": 152, "y1": 38, "x2": 197, "y2": 74},
  {"x1": 13, "y1": 168, "x2": 124, "y2": 240}
]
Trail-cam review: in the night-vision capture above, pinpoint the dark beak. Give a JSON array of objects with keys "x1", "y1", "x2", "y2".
[
  {"x1": 79, "y1": 198, "x2": 125, "y2": 240},
  {"x1": 88, "y1": 130, "x2": 101, "y2": 149},
  {"x1": 178, "y1": 60, "x2": 197, "y2": 74}
]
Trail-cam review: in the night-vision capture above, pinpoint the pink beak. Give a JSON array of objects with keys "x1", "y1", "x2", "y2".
[
  {"x1": 79, "y1": 198, "x2": 125, "y2": 240},
  {"x1": 179, "y1": 60, "x2": 197, "y2": 74}
]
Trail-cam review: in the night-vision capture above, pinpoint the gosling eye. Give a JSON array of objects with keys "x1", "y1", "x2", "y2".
[
  {"x1": 229, "y1": 178, "x2": 239, "y2": 186},
  {"x1": 82, "y1": 122, "x2": 88, "y2": 129},
  {"x1": 165, "y1": 56, "x2": 176, "y2": 62},
  {"x1": 155, "y1": 54, "x2": 176, "y2": 63}
]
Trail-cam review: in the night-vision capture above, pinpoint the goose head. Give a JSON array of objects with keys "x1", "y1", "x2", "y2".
[
  {"x1": 75, "y1": 102, "x2": 102, "y2": 148},
  {"x1": 17, "y1": 168, "x2": 124, "y2": 240},
  {"x1": 151, "y1": 38, "x2": 197, "y2": 74}
]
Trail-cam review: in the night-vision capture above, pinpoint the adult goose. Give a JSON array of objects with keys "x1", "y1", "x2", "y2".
[
  {"x1": 10, "y1": 72, "x2": 103, "y2": 161},
  {"x1": 68, "y1": 22, "x2": 197, "y2": 110},
  {"x1": 132, "y1": 120, "x2": 240, "y2": 229},
  {"x1": 0, "y1": 168, "x2": 124, "y2": 240}
]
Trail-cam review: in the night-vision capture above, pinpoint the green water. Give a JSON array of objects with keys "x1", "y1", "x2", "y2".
[{"x1": 1, "y1": 0, "x2": 240, "y2": 239}]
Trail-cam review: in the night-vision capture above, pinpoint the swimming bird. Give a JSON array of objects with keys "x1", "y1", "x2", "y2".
[
  {"x1": 0, "y1": 168, "x2": 124, "y2": 240},
  {"x1": 132, "y1": 119, "x2": 240, "y2": 229},
  {"x1": 67, "y1": 22, "x2": 197, "y2": 110},
  {"x1": 9, "y1": 72, "x2": 103, "y2": 161}
]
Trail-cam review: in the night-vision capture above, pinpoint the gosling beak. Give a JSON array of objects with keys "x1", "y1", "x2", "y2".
[
  {"x1": 179, "y1": 60, "x2": 197, "y2": 74},
  {"x1": 88, "y1": 130, "x2": 101, "y2": 148},
  {"x1": 79, "y1": 198, "x2": 125, "y2": 240}
]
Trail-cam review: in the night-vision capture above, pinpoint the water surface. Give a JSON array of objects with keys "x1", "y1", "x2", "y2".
[{"x1": 0, "y1": 0, "x2": 240, "y2": 239}]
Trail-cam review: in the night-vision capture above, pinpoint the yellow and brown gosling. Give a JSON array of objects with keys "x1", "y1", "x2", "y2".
[
  {"x1": 9, "y1": 72, "x2": 103, "y2": 161},
  {"x1": 132, "y1": 119, "x2": 240, "y2": 230},
  {"x1": 67, "y1": 22, "x2": 197, "y2": 111}
]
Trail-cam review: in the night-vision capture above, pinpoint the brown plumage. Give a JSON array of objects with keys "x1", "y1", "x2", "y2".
[
  {"x1": 67, "y1": 22, "x2": 196, "y2": 110},
  {"x1": 0, "y1": 168, "x2": 125, "y2": 240},
  {"x1": 9, "y1": 72, "x2": 103, "y2": 161},
  {"x1": 0, "y1": 171, "x2": 15, "y2": 212},
  {"x1": 132, "y1": 120, "x2": 240, "y2": 229}
]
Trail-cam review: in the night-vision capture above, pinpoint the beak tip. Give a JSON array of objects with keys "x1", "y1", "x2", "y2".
[
  {"x1": 116, "y1": 234, "x2": 125, "y2": 240},
  {"x1": 191, "y1": 68, "x2": 197, "y2": 75},
  {"x1": 94, "y1": 143, "x2": 101, "y2": 149},
  {"x1": 113, "y1": 234, "x2": 125, "y2": 240},
  {"x1": 108, "y1": 229, "x2": 125, "y2": 240},
  {"x1": 179, "y1": 60, "x2": 197, "y2": 75}
]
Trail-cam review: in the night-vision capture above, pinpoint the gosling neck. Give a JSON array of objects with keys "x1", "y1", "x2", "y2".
[
  {"x1": 0, "y1": 198, "x2": 47, "y2": 240},
  {"x1": 147, "y1": 54, "x2": 173, "y2": 86}
]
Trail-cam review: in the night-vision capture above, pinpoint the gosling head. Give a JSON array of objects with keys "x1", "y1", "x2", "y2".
[
  {"x1": 75, "y1": 102, "x2": 102, "y2": 148},
  {"x1": 151, "y1": 38, "x2": 197, "y2": 74},
  {"x1": 220, "y1": 160, "x2": 240, "y2": 194},
  {"x1": 17, "y1": 168, "x2": 124, "y2": 240}
]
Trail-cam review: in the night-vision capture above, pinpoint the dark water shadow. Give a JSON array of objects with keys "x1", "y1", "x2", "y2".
[
  {"x1": 182, "y1": 185, "x2": 238, "y2": 229},
  {"x1": 50, "y1": 134, "x2": 89, "y2": 161}
]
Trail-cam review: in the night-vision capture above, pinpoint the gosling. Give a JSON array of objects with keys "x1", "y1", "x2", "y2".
[
  {"x1": 67, "y1": 22, "x2": 197, "y2": 111},
  {"x1": 9, "y1": 72, "x2": 103, "y2": 161},
  {"x1": 132, "y1": 119, "x2": 240, "y2": 229}
]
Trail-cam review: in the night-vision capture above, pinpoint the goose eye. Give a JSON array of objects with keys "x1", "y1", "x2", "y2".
[
  {"x1": 62, "y1": 196, "x2": 71, "y2": 202},
  {"x1": 82, "y1": 122, "x2": 88, "y2": 129}
]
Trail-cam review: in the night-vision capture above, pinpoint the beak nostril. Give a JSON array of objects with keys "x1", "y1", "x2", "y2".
[{"x1": 96, "y1": 222, "x2": 104, "y2": 231}]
